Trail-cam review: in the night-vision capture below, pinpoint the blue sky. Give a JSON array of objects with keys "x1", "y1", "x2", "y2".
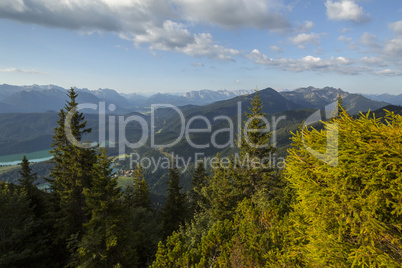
[{"x1": 0, "y1": 0, "x2": 401, "y2": 94}]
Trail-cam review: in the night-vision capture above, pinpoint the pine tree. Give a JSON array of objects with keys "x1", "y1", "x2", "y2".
[
  {"x1": 18, "y1": 156, "x2": 47, "y2": 219},
  {"x1": 161, "y1": 162, "x2": 188, "y2": 238},
  {"x1": 19, "y1": 155, "x2": 37, "y2": 187},
  {"x1": 188, "y1": 161, "x2": 208, "y2": 215},
  {"x1": 0, "y1": 157, "x2": 59, "y2": 267},
  {"x1": 78, "y1": 148, "x2": 135, "y2": 267},
  {"x1": 49, "y1": 88, "x2": 97, "y2": 251},
  {"x1": 234, "y1": 90, "x2": 275, "y2": 198},
  {"x1": 202, "y1": 155, "x2": 237, "y2": 221},
  {"x1": 125, "y1": 164, "x2": 152, "y2": 211}
]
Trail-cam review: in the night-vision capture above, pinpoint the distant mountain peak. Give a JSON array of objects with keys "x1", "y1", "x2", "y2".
[{"x1": 281, "y1": 86, "x2": 388, "y2": 115}]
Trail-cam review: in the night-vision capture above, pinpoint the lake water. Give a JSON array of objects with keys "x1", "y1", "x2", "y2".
[
  {"x1": 0, "y1": 150, "x2": 52, "y2": 166},
  {"x1": 0, "y1": 141, "x2": 109, "y2": 166},
  {"x1": 0, "y1": 142, "x2": 110, "y2": 166}
]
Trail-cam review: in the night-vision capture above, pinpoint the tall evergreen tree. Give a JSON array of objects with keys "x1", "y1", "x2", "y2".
[
  {"x1": 188, "y1": 161, "x2": 208, "y2": 215},
  {"x1": 49, "y1": 88, "x2": 97, "y2": 253},
  {"x1": 203, "y1": 155, "x2": 237, "y2": 221},
  {"x1": 19, "y1": 155, "x2": 37, "y2": 187},
  {"x1": 161, "y1": 162, "x2": 188, "y2": 238},
  {"x1": 18, "y1": 156, "x2": 48, "y2": 219},
  {"x1": 234, "y1": 90, "x2": 275, "y2": 197},
  {"x1": 123, "y1": 164, "x2": 162, "y2": 267},
  {"x1": 125, "y1": 164, "x2": 152, "y2": 211},
  {"x1": 78, "y1": 148, "x2": 136, "y2": 267}
]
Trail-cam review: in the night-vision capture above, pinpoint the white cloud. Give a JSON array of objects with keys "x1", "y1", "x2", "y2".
[
  {"x1": 291, "y1": 33, "x2": 322, "y2": 49},
  {"x1": 376, "y1": 69, "x2": 402, "y2": 76},
  {"x1": 134, "y1": 26, "x2": 239, "y2": 61},
  {"x1": 381, "y1": 21, "x2": 402, "y2": 59},
  {"x1": 384, "y1": 37, "x2": 402, "y2": 57},
  {"x1": 247, "y1": 49, "x2": 390, "y2": 75},
  {"x1": 341, "y1": 27, "x2": 352, "y2": 33},
  {"x1": 0, "y1": 67, "x2": 45, "y2": 74},
  {"x1": 389, "y1": 21, "x2": 402, "y2": 35},
  {"x1": 270, "y1": 45, "x2": 283, "y2": 52},
  {"x1": 298, "y1": 20, "x2": 314, "y2": 32},
  {"x1": 0, "y1": 0, "x2": 291, "y2": 61},
  {"x1": 173, "y1": 0, "x2": 291, "y2": 31},
  {"x1": 134, "y1": 20, "x2": 194, "y2": 50},
  {"x1": 325, "y1": 0, "x2": 369, "y2": 23},
  {"x1": 359, "y1": 32, "x2": 380, "y2": 48},
  {"x1": 338, "y1": 35, "x2": 357, "y2": 49},
  {"x1": 360, "y1": 57, "x2": 388, "y2": 67},
  {"x1": 249, "y1": 48, "x2": 402, "y2": 76},
  {"x1": 0, "y1": 0, "x2": 291, "y2": 32},
  {"x1": 335, "y1": 56, "x2": 351, "y2": 64}
]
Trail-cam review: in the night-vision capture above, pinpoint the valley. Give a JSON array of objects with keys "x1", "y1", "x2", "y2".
[{"x1": 0, "y1": 84, "x2": 400, "y2": 195}]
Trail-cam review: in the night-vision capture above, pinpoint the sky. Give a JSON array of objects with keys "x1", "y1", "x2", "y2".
[{"x1": 0, "y1": 0, "x2": 401, "y2": 95}]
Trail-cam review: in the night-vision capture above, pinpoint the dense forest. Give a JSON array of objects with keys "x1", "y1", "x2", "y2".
[{"x1": 0, "y1": 88, "x2": 401, "y2": 267}]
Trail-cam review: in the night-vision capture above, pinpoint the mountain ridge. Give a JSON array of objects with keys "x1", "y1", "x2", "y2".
[{"x1": 0, "y1": 84, "x2": 392, "y2": 115}]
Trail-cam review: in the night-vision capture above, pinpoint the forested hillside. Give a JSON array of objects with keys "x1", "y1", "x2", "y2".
[
  {"x1": 0, "y1": 89, "x2": 401, "y2": 267},
  {"x1": 152, "y1": 95, "x2": 402, "y2": 267}
]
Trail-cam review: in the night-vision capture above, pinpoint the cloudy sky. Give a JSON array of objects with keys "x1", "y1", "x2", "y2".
[{"x1": 0, "y1": 0, "x2": 401, "y2": 94}]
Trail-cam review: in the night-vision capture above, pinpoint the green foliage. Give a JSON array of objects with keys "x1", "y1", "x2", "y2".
[
  {"x1": 77, "y1": 149, "x2": 131, "y2": 267},
  {"x1": 200, "y1": 156, "x2": 237, "y2": 221},
  {"x1": 285, "y1": 109, "x2": 402, "y2": 267},
  {"x1": 124, "y1": 164, "x2": 152, "y2": 211},
  {"x1": 0, "y1": 186, "x2": 40, "y2": 267},
  {"x1": 1, "y1": 89, "x2": 402, "y2": 267},
  {"x1": 49, "y1": 88, "x2": 98, "y2": 242},
  {"x1": 234, "y1": 90, "x2": 275, "y2": 200},
  {"x1": 18, "y1": 156, "x2": 37, "y2": 186},
  {"x1": 0, "y1": 180, "x2": 61, "y2": 267},
  {"x1": 161, "y1": 163, "x2": 189, "y2": 238},
  {"x1": 152, "y1": 92, "x2": 288, "y2": 267},
  {"x1": 152, "y1": 96, "x2": 402, "y2": 267},
  {"x1": 188, "y1": 161, "x2": 209, "y2": 215}
]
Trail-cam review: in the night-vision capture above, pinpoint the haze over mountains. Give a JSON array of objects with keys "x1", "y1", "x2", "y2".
[
  {"x1": 0, "y1": 84, "x2": 393, "y2": 114},
  {"x1": 363, "y1": 93, "x2": 402, "y2": 106},
  {"x1": 0, "y1": 83, "x2": 400, "y2": 191}
]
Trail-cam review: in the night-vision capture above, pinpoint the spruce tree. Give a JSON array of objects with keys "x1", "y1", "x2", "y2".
[
  {"x1": 161, "y1": 162, "x2": 188, "y2": 238},
  {"x1": 203, "y1": 155, "x2": 237, "y2": 221},
  {"x1": 125, "y1": 164, "x2": 152, "y2": 211},
  {"x1": 49, "y1": 88, "x2": 97, "y2": 250},
  {"x1": 78, "y1": 148, "x2": 135, "y2": 267},
  {"x1": 234, "y1": 90, "x2": 275, "y2": 198},
  {"x1": 18, "y1": 156, "x2": 46, "y2": 218},
  {"x1": 188, "y1": 161, "x2": 208, "y2": 215},
  {"x1": 19, "y1": 155, "x2": 37, "y2": 188}
]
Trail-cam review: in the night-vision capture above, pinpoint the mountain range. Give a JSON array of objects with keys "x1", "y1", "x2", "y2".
[
  {"x1": 281, "y1": 86, "x2": 389, "y2": 115},
  {"x1": 0, "y1": 84, "x2": 400, "y2": 192},
  {"x1": 363, "y1": 93, "x2": 402, "y2": 106},
  {"x1": 0, "y1": 84, "x2": 392, "y2": 115}
]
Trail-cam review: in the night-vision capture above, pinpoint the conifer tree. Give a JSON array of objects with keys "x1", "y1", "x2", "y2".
[
  {"x1": 234, "y1": 90, "x2": 275, "y2": 197},
  {"x1": 125, "y1": 164, "x2": 152, "y2": 211},
  {"x1": 161, "y1": 162, "x2": 188, "y2": 238},
  {"x1": 49, "y1": 88, "x2": 97, "y2": 248},
  {"x1": 285, "y1": 108, "x2": 402, "y2": 266},
  {"x1": 19, "y1": 155, "x2": 37, "y2": 187},
  {"x1": 18, "y1": 156, "x2": 46, "y2": 218},
  {"x1": 188, "y1": 161, "x2": 208, "y2": 215},
  {"x1": 201, "y1": 155, "x2": 237, "y2": 221},
  {"x1": 78, "y1": 148, "x2": 135, "y2": 267}
]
